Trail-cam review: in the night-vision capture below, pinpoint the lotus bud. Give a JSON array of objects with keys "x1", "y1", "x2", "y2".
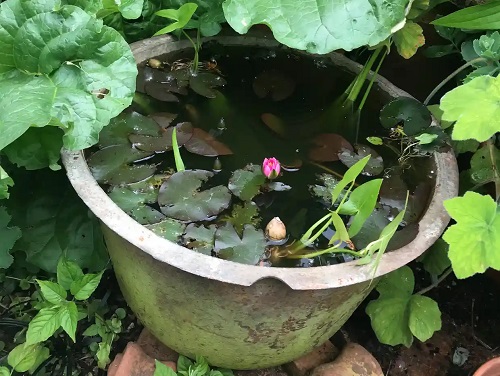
[
  {"x1": 262, "y1": 157, "x2": 281, "y2": 179},
  {"x1": 265, "y1": 217, "x2": 286, "y2": 241}
]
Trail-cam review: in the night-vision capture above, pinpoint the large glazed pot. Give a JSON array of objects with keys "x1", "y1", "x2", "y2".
[{"x1": 62, "y1": 35, "x2": 458, "y2": 369}]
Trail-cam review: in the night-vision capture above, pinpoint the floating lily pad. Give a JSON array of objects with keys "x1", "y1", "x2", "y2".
[
  {"x1": 99, "y1": 112, "x2": 161, "y2": 148},
  {"x1": 150, "y1": 112, "x2": 177, "y2": 129},
  {"x1": 228, "y1": 164, "x2": 266, "y2": 201},
  {"x1": 88, "y1": 145, "x2": 155, "y2": 185},
  {"x1": 214, "y1": 223, "x2": 266, "y2": 265},
  {"x1": 189, "y1": 72, "x2": 227, "y2": 98},
  {"x1": 260, "y1": 113, "x2": 287, "y2": 138},
  {"x1": 136, "y1": 66, "x2": 169, "y2": 92},
  {"x1": 338, "y1": 144, "x2": 384, "y2": 176},
  {"x1": 128, "y1": 206, "x2": 166, "y2": 225},
  {"x1": 380, "y1": 97, "x2": 432, "y2": 136},
  {"x1": 158, "y1": 170, "x2": 232, "y2": 221},
  {"x1": 310, "y1": 173, "x2": 340, "y2": 205},
  {"x1": 184, "y1": 128, "x2": 233, "y2": 157},
  {"x1": 128, "y1": 122, "x2": 193, "y2": 152},
  {"x1": 145, "y1": 218, "x2": 186, "y2": 242},
  {"x1": 145, "y1": 81, "x2": 180, "y2": 102},
  {"x1": 308, "y1": 133, "x2": 353, "y2": 162},
  {"x1": 183, "y1": 223, "x2": 217, "y2": 255},
  {"x1": 222, "y1": 201, "x2": 260, "y2": 236},
  {"x1": 253, "y1": 70, "x2": 296, "y2": 101}
]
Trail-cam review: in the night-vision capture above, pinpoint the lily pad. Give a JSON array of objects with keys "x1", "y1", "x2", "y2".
[
  {"x1": 87, "y1": 145, "x2": 155, "y2": 185},
  {"x1": 145, "y1": 81, "x2": 180, "y2": 102},
  {"x1": 253, "y1": 70, "x2": 296, "y2": 101},
  {"x1": 189, "y1": 72, "x2": 227, "y2": 98},
  {"x1": 309, "y1": 134, "x2": 353, "y2": 162},
  {"x1": 222, "y1": 201, "x2": 260, "y2": 236},
  {"x1": 158, "y1": 170, "x2": 232, "y2": 221},
  {"x1": 310, "y1": 173, "x2": 341, "y2": 206},
  {"x1": 228, "y1": 164, "x2": 266, "y2": 201},
  {"x1": 380, "y1": 97, "x2": 432, "y2": 136},
  {"x1": 260, "y1": 113, "x2": 288, "y2": 138},
  {"x1": 128, "y1": 122, "x2": 193, "y2": 152},
  {"x1": 338, "y1": 144, "x2": 384, "y2": 176},
  {"x1": 184, "y1": 128, "x2": 233, "y2": 157},
  {"x1": 99, "y1": 112, "x2": 161, "y2": 148},
  {"x1": 150, "y1": 113, "x2": 177, "y2": 129},
  {"x1": 136, "y1": 66, "x2": 169, "y2": 92},
  {"x1": 183, "y1": 223, "x2": 217, "y2": 255},
  {"x1": 145, "y1": 218, "x2": 186, "y2": 242},
  {"x1": 214, "y1": 223, "x2": 266, "y2": 265}
]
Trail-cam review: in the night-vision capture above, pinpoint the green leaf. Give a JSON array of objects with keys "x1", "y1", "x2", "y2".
[
  {"x1": 407, "y1": 0, "x2": 429, "y2": 19},
  {"x1": 155, "y1": 360, "x2": 178, "y2": 376},
  {"x1": 432, "y1": 2, "x2": 500, "y2": 30},
  {"x1": 158, "y1": 170, "x2": 231, "y2": 221},
  {"x1": 99, "y1": 0, "x2": 146, "y2": 19},
  {"x1": 155, "y1": 3, "x2": 199, "y2": 35},
  {"x1": 172, "y1": 128, "x2": 186, "y2": 172},
  {"x1": 393, "y1": 21, "x2": 425, "y2": 59},
  {"x1": 8, "y1": 343, "x2": 47, "y2": 372},
  {"x1": 222, "y1": 0, "x2": 410, "y2": 54},
  {"x1": 28, "y1": 346, "x2": 50, "y2": 374},
  {"x1": 0, "y1": 367, "x2": 9, "y2": 376},
  {"x1": 97, "y1": 340, "x2": 112, "y2": 369},
  {"x1": 338, "y1": 145, "x2": 384, "y2": 176},
  {"x1": 407, "y1": 295, "x2": 442, "y2": 342},
  {"x1": 473, "y1": 32, "x2": 500, "y2": 61},
  {"x1": 0, "y1": 206, "x2": 21, "y2": 269},
  {"x1": 418, "y1": 239, "x2": 451, "y2": 277},
  {"x1": 443, "y1": 192, "x2": 500, "y2": 278},
  {"x1": 228, "y1": 164, "x2": 266, "y2": 201},
  {"x1": 468, "y1": 144, "x2": 500, "y2": 186},
  {"x1": 26, "y1": 306, "x2": 62, "y2": 345},
  {"x1": 70, "y1": 272, "x2": 104, "y2": 300},
  {"x1": 339, "y1": 179, "x2": 383, "y2": 237},
  {"x1": 37, "y1": 280, "x2": 67, "y2": 305},
  {"x1": 380, "y1": 97, "x2": 432, "y2": 136},
  {"x1": 60, "y1": 301, "x2": 79, "y2": 342},
  {"x1": 57, "y1": 258, "x2": 84, "y2": 291},
  {"x1": 331, "y1": 155, "x2": 370, "y2": 205},
  {"x1": 222, "y1": 201, "x2": 260, "y2": 236},
  {"x1": 366, "y1": 137, "x2": 383, "y2": 146},
  {"x1": 214, "y1": 223, "x2": 266, "y2": 265},
  {"x1": 83, "y1": 324, "x2": 99, "y2": 337},
  {"x1": 145, "y1": 218, "x2": 186, "y2": 242},
  {"x1": 183, "y1": 223, "x2": 217, "y2": 255},
  {"x1": 99, "y1": 111, "x2": 161, "y2": 148},
  {"x1": 0, "y1": 166, "x2": 14, "y2": 199},
  {"x1": 415, "y1": 133, "x2": 439, "y2": 145},
  {"x1": 427, "y1": 104, "x2": 453, "y2": 129},
  {"x1": 440, "y1": 73, "x2": 500, "y2": 142},
  {"x1": 0, "y1": 2, "x2": 137, "y2": 151},
  {"x1": 3, "y1": 127, "x2": 63, "y2": 171},
  {"x1": 177, "y1": 355, "x2": 194, "y2": 374},
  {"x1": 376, "y1": 265, "x2": 415, "y2": 297}
]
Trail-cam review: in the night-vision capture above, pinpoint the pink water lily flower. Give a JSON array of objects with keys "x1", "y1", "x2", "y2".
[{"x1": 262, "y1": 157, "x2": 281, "y2": 179}]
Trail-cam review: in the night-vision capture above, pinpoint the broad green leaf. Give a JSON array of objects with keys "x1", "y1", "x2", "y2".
[
  {"x1": 310, "y1": 173, "x2": 341, "y2": 206},
  {"x1": 0, "y1": 206, "x2": 21, "y2": 269},
  {"x1": 0, "y1": 367, "x2": 9, "y2": 376},
  {"x1": 222, "y1": 201, "x2": 260, "y2": 236},
  {"x1": 37, "y1": 280, "x2": 67, "y2": 305},
  {"x1": 70, "y1": 271, "x2": 104, "y2": 300},
  {"x1": 443, "y1": 192, "x2": 500, "y2": 278},
  {"x1": 0, "y1": 166, "x2": 13, "y2": 199},
  {"x1": 98, "y1": 0, "x2": 146, "y2": 19},
  {"x1": 407, "y1": 295, "x2": 442, "y2": 342},
  {"x1": 418, "y1": 239, "x2": 450, "y2": 277},
  {"x1": 26, "y1": 306, "x2": 62, "y2": 345},
  {"x1": 99, "y1": 111, "x2": 161, "y2": 148},
  {"x1": 60, "y1": 301, "x2": 79, "y2": 342},
  {"x1": 57, "y1": 258, "x2": 84, "y2": 291},
  {"x1": 145, "y1": 218, "x2": 186, "y2": 242},
  {"x1": 331, "y1": 156, "x2": 370, "y2": 205},
  {"x1": 177, "y1": 355, "x2": 194, "y2": 374},
  {"x1": 8, "y1": 170, "x2": 108, "y2": 273},
  {"x1": 452, "y1": 139, "x2": 480, "y2": 155},
  {"x1": 467, "y1": 144, "x2": 500, "y2": 186},
  {"x1": 432, "y1": 2, "x2": 500, "y2": 29},
  {"x1": 366, "y1": 137, "x2": 383, "y2": 146},
  {"x1": 440, "y1": 74, "x2": 500, "y2": 142},
  {"x1": 0, "y1": 1, "x2": 137, "y2": 151},
  {"x1": 407, "y1": 0, "x2": 429, "y2": 20},
  {"x1": 393, "y1": 21, "x2": 425, "y2": 59},
  {"x1": 7, "y1": 343, "x2": 46, "y2": 372},
  {"x1": 415, "y1": 133, "x2": 438, "y2": 145},
  {"x1": 380, "y1": 97, "x2": 432, "y2": 136},
  {"x1": 183, "y1": 223, "x2": 217, "y2": 255},
  {"x1": 228, "y1": 164, "x2": 266, "y2": 201},
  {"x1": 338, "y1": 145, "x2": 384, "y2": 176},
  {"x1": 155, "y1": 360, "x2": 177, "y2": 376},
  {"x1": 222, "y1": 0, "x2": 410, "y2": 54},
  {"x1": 28, "y1": 346, "x2": 50, "y2": 374},
  {"x1": 158, "y1": 170, "x2": 231, "y2": 221},
  {"x1": 427, "y1": 104, "x2": 453, "y2": 129},
  {"x1": 473, "y1": 32, "x2": 500, "y2": 61},
  {"x1": 375, "y1": 266, "x2": 414, "y2": 298},
  {"x1": 214, "y1": 223, "x2": 266, "y2": 265},
  {"x1": 155, "y1": 3, "x2": 198, "y2": 35},
  {"x1": 97, "y1": 340, "x2": 112, "y2": 369},
  {"x1": 3, "y1": 127, "x2": 63, "y2": 171},
  {"x1": 83, "y1": 324, "x2": 99, "y2": 337},
  {"x1": 339, "y1": 179, "x2": 383, "y2": 237}
]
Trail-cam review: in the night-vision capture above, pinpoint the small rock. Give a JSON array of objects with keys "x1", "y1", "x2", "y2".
[
  {"x1": 108, "y1": 342, "x2": 177, "y2": 376},
  {"x1": 310, "y1": 343, "x2": 383, "y2": 376},
  {"x1": 284, "y1": 341, "x2": 339, "y2": 376}
]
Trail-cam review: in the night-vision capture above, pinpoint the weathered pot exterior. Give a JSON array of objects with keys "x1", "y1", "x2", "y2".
[{"x1": 62, "y1": 35, "x2": 458, "y2": 369}]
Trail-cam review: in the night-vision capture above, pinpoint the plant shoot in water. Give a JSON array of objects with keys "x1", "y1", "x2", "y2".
[{"x1": 172, "y1": 128, "x2": 185, "y2": 172}]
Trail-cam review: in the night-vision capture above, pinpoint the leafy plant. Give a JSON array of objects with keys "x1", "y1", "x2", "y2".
[{"x1": 154, "y1": 354, "x2": 233, "y2": 376}]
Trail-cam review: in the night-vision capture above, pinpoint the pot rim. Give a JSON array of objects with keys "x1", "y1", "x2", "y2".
[{"x1": 61, "y1": 34, "x2": 459, "y2": 290}]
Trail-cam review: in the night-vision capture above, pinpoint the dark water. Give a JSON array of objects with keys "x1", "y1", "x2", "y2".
[{"x1": 97, "y1": 42, "x2": 436, "y2": 267}]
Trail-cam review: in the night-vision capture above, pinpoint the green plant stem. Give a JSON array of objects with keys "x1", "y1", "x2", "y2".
[
  {"x1": 287, "y1": 246, "x2": 362, "y2": 259},
  {"x1": 172, "y1": 128, "x2": 185, "y2": 172},
  {"x1": 182, "y1": 30, "x2": 199, "y2": 74},
  {"x1": 292, "y1": 214, "x2": 332, "y2": 252},
  {"x1": 423, "y1": 57, "x2": 487, "y2": 105},
  {"x1": 487, "y1": 138, "x2": 500, "y2": 201},
  {"x1": 347, "y1": 47, "x2": 383, "y2": 103},
  {"x1": 416, "y1": 267, "x2": 453, "y2": 295},
  {"x1": 358, "y1": 47, "x2": 387, "y2": 112}
]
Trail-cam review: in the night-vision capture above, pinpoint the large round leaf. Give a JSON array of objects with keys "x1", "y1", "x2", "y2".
[
  {"x1": 222, "y1": 0, "x2": 410, "y2": 54},
  {"x1": 0, "y1": 1, "x2": 137, "y2": 151},
  {"x1": 158, "y1": 170, "x2": 231, "y2": 221},
  {"x1": 380, "y1": 97, "x2": 432, "y2": 136}
]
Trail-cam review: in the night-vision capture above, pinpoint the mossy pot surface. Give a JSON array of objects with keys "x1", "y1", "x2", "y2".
[{"x1": 62, "y1": 34, "x2": 459, "y2": 369}]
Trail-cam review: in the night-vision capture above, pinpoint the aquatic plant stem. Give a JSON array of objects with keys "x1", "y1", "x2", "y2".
[
  {"x1": 346, "y1": 47, "x2": 383, "y2": 103},
  {"x1": 172, "y1": 128, "x2": 185, "y2": 171},
  {"x1": 182, "y1": 29, "x2": 199, "y2": 74},
  {"x1": 358, "y1": 47, "x2": 387, "y2": 112},
  {"x1": 423, "y1": 57, "x2": 487, "y2": 105},
  {"x1": 416, "y1": 267, "x2": 453, "y2": 295}
]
